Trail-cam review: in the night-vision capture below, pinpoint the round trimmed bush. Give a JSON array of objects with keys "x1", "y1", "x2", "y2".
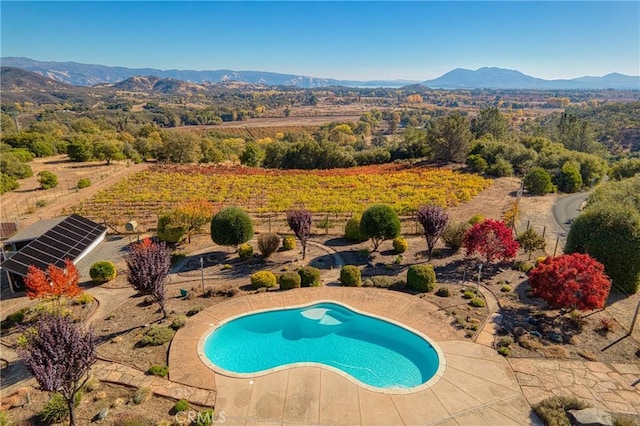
[
  {"x1": 470, "y1": 297, "x2": 486, "y2": 308},
  {"x1": 344, "y1": 214, "x2": 367, "y2": 242},
  {"x1": 340, "y1": 265, "x2": 361, "y2": 287},
  {"x1": 282, "y1": 235, "x2": 296, "y2": 250},
  {"x1": 392, "y1": 236, "x2": 408, "y2": 254},
  {"x1": 250, "y1": 270, "x2": 276, "y2": 290},
  {"x1": 524, "y1": 168, "x2": 556, "y2": 195},
  {"x1": 359, "y1": 204, "x2": 401, "y2": 250},
  {"x1": 298, "y1": 266, "x2": 321, "y2": 287},
  {"x1": 406, "y1": 264, "x2": 436, "y2": 292},
  {"x1": 211, "y1": 206, "x2": 254, "y2": 248},
  {"x1": 237, "y1": 243, "x2": 254, "y2": 260},
  {"x1": 157, "y1": 214, "x2": 185, "y2": 244},
  {"x1": 278, "y1": 272, "x2": 301, "y2": 290},
  {"x1": 89, "y1": 260, "x2": 117, "y2": 284},
  {"x1": 77, "y1": 177, "x2": 91, "y2": 189},
  {"x1": 174, "y1": 399, "x2": 189, "y2": 413},
  {"x1": 442, "y1": 221, "x2": 470, "y2": 251},
  {"x1": 436, "y1": 287, "x2": 451, "y2": 297},
  {"x1": 257, "y1": 233, "x2": 280, "y2": 258}
]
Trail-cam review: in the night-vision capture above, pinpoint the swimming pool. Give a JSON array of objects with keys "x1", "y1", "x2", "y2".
[{"x1": 201, "y1": 302, "x2": 444, "y2": 391}]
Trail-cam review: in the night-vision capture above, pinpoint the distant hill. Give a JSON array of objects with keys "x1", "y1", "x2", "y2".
[
  {"x1": 0, "y1": 67, "x2": 92, "y2": 105},
  {"x1": 1, "y1": 57, "x2": 416, "y2": 89},
  {"x1": 423, "y1": 67, "x2": 640, "y2": 90}
]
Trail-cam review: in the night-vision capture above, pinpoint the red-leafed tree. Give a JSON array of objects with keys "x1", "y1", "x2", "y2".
[
  {"x1": 529, "y1": 253, "x2": 611, "y2": 311},
  {"x1": 16, "y1": 312, "x2": 96, "y2": 426},
  {"x1": 24, "y1": 259, "x2": 82, "y2": 307},
  {"x1": 416, "y1": 205, "x2": 449, "y2": 260},
  {"x1": 463, "y1": 219, "x2": 519, "y2": 264},
  {"x1": 125, "y1": 238, "x2": 171, "y2": 319},
  {"x1": 286, "y1": 209, "x2": 312, "y2": 259}
]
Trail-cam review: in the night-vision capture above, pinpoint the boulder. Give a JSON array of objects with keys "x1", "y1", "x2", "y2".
[{"x1": 567, "y1": 408, "x2": 613, "y2": 426}]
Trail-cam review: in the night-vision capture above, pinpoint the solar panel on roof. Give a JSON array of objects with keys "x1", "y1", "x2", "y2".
[{"x1": 0, "y1": 215, "x2": 106, "y2": 277}]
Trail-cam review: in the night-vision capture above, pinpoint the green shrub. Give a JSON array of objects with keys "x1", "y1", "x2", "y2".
[
  {"x1": 132, "y1": 387, "x2": 152, "y2": 405},
  {"x1": 359, "y1": 204, "x2": 401, "y2": 251},
  {"x1": 278, "y1": 272, "x2": 301, "y2": 290},
  {"x1": 501, "y1": 284, "x2": 512, "y2": 292},
  {"x1": 498, "y1": 346, "x2": 511, "y2": 356},
  {"x1": 89, "y1": 260, "x2": 117, "y2": 284},
  {"x1": 140, "y1": 326, "x2": 175, "y2": 346},
  {"x1": 0, "y1": 173, "x2": 19, "y2": 194},
  {"x1": 0, "y1": 411, "x2": 11, "y2": 426},
  {"x1": 515, "y1": 260, "x2": 534, "y2": 273},
  {"x1": 257, "y1": 233, "x2": 280, "y2": 258},
  {"x1": 557, "y1": 161, "x2": 583, "y2": 193},
  {"x1": 40, "y1": 393, "x2": 68, "y2": 423},
  {"x1": 174, "y1": 399, "x2": 189, "y2": 412},
  {"x1": 282, "y1": 235, "x2": 296, "y2": 250},
  {"x1": 37, "y1": 170, "x2": 58, "y2": 189},
  {"x1": 170, "y1": 315, "x2": 187, "y2": 330},
  {"x1": 194, "y1": 409, "x2": 215, "y2": 426},
  {"x1": 524, "y1": 168, "x2": 556, "y2": 195},
  {"x1": 470, "y1": 297, "x2": 485, "y2": 307},
  {"x1": 210, "y1": 207, "x2": 254, "y2": 249},
  {"x1": 533, "y1": 396, "x2": 591, "y2": 426},
  {"x1": 463, "y1": 290, "x2": 475, "y2": 299},
  {"x1": 436, "y1": 287, "x2": 451, "y2": 297},
  {"x1": 442, "y1": 221, "x2": 470, "y2": 251},
  {"x1": 35, "y1": 199, "x2": 47, "y2": 208},
  {"x1": 251, "y1": 270, "x2": 277, "y2": 289},
  {"x1": 237, "y1": 243, "x2": 254, "y2": 260},
  {"x1": 157, "y1": 214, "x2": 185, "y2": 244},
  {"x1": 392, "y1": 236, "x2": 408, "y2": 254},
  {"x1": 340, "y1": 265, "x2": 362, "y2": 287},
  {"x1": 77, "y1": 178, "x2": 91, "y2": 189},
  {"x1": 74, "y1": 293, "x2": 94, "y2": 305},
  {"x1": 487, "y1": 158, "x2": 514, "y2": 177},
  {"x1": 344, "y1": 214, "x2": 368, "y2": 242},
  {"x1": 298, "y1": 266, "x2": 321, "y2": 287},
  {"x1": 466, "y1": 154, "x2": 488, "y2": 173},
  {"x1": 146, "y1": 365, "x2": 169, "y2": 378},
  {"x1": 406, "y1": 264, "x2": 436, "y2": 292},
  {"x1": 498, "y1": 336, "x2": 513, "y2": 347}
]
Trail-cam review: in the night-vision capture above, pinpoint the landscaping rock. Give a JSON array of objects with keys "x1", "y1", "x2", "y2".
[
  {"x1": 567, "y1": 407, "x2": 613, "y2": 426},
  {"x1": 530, "y1": 330, "x2": 543, "y2": 338}
]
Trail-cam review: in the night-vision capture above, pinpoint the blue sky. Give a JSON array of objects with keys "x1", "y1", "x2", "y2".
[{"x1": 2, "y1": 1, "x2": 639, "y2": 81}]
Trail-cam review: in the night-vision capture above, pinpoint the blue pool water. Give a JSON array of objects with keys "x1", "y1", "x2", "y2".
[{"x1": 202, "y1": 302, "x2": 441, "y2": 389}]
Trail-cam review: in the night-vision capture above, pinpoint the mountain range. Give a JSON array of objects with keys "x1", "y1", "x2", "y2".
[{"x1": 1, "y1": 57, "x2": 639, "y2": 90}]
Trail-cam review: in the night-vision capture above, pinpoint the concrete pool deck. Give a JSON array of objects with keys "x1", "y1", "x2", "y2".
[{"x1": 169, "y1": 287, "x2": 538, "y2": 425}]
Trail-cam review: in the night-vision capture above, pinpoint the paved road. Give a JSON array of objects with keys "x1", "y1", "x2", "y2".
[{"x1": 552, "y1": 191, "x2": 591, "y2": 232}]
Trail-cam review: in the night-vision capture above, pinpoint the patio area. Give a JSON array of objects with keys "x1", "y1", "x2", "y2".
[{"x1": 169, "y1": 287, "x2": 538, "y2": 425}]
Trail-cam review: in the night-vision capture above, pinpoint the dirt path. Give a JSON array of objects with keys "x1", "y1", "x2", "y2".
[{"x1": 1, "y1": 156, "x2": 148, "y2": 228}]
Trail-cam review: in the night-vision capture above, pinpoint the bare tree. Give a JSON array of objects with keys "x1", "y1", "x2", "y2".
[
  {"x1": 286, "y1": 209, "x2": 312, "y2": 259},
  {"x1": 416, "y1": 205, "x2": 449, "y2": 260}
]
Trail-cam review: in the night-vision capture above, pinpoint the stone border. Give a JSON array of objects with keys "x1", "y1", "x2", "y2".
[{"x1": 196, "y1": 298, "x2": 447, "y2": 395}]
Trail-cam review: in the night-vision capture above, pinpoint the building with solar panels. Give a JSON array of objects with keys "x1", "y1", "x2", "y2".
[{"x1": 1, "y1": 215, "x2": 107, "y2": 293}]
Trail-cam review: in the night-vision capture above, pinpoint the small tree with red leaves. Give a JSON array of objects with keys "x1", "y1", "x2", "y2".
[
  {"x1": 24, "y1": 259, "x2": 82, "y2": 308},
  {"x1": 416, "y1": 205, "x2": 449, "y2": 260},
  {"x1": 463, "y1": 219, "x2": 519, "y2": 264},
  {"x1": 286, "y1": 209, "x2": 312, "y2": 259},
  {"x1": 17, "y1": 313, "x2": 96, "y2": 426},
  {"x1": 126, "y1": 238, "x2": 171, "y2": 319},
  {"x1": 529, "y1": 253, "x2": 611, "y2": 311}
]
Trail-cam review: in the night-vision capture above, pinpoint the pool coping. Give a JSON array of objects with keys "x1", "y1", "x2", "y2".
[
  {"x1": 195, "y1": 299, "x2": 447, "y2": 395},
  {"x1": 169, "y1": 287, "x2": 533, "y2": 425}
]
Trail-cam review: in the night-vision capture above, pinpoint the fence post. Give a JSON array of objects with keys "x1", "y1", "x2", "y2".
[
  {"x1": 553, "y1": 236, "x2": 560, "y2": 257},
  {"x1": 542, "y1": 225, "x2": 546, "y2": 238}
]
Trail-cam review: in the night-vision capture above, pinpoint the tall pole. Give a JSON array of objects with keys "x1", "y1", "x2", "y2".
[
  {"x1": 629, "y1": 300, "x2": 640, "y2": 336},
  {"x1": 200, "y1": 257, "x2": 205, "y2": 293}
]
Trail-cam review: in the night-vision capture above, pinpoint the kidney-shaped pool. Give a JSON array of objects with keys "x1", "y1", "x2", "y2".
[{"x1": 200, "y1": 302, "x2": 445, "y2": 391}]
